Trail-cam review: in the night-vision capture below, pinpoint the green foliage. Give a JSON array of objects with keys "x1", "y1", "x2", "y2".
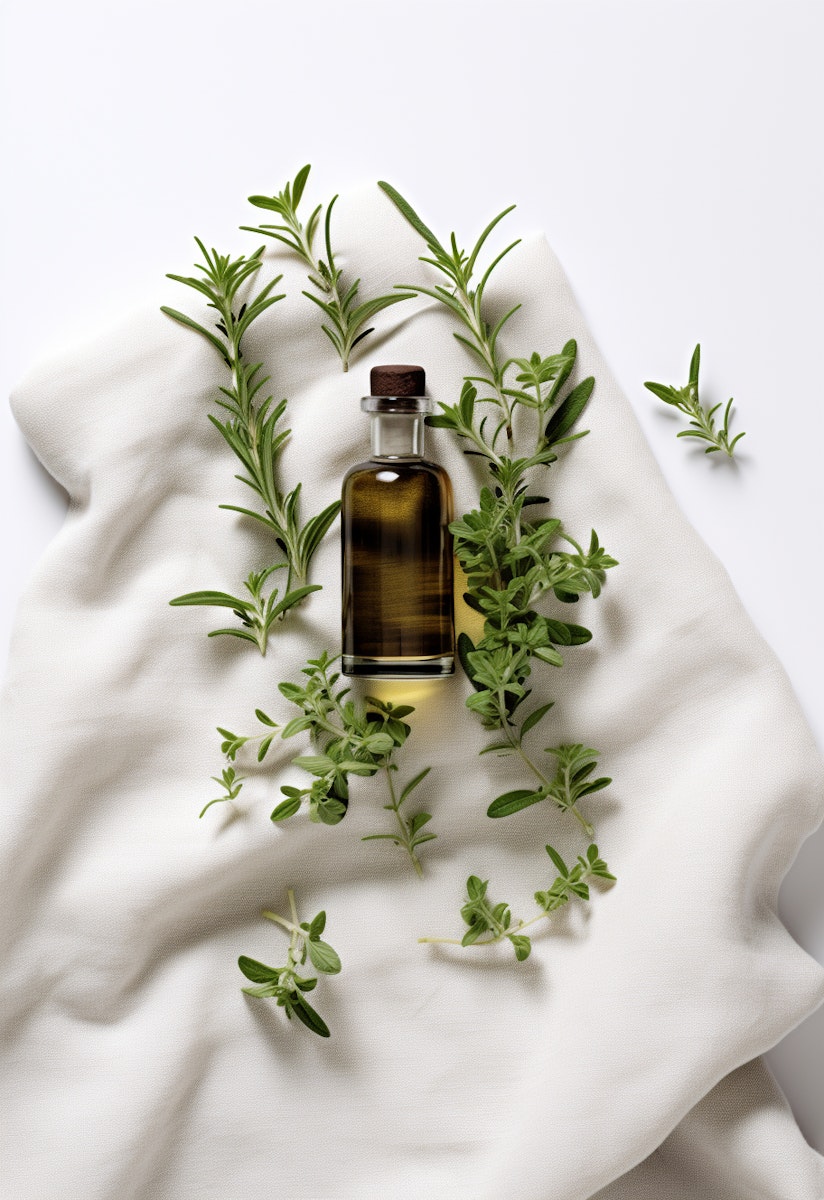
[
  {"x1": 170, "y1": 566, "x2": 320, "y2": 656},
  {"x1": 419, "y1": 843, "x2": 615, "y2": 958},
  {"x1": 162, "y1": 238, "x2": 339, "y2": 652},
  {"x1": 534, "y1": 842, "x2": 616, "y2": 912},
  {"x1": 487, "y1": 743, "x2": 611, "y2": 839},
  {"x1": 199, "y1": 765, "x2": 244, "y2": 819},
  {"x1": 645, "y1": 344, "x2": 746, "y2": 457},
  {"x1": 245, "y1": 165, "x2": 410, "y2": 371},
  {"x1": 380, "y1": 182, "x2": 616, "y2": 846},
  {"x1": 239, "y1": 890, "x2": 340, "y2": 1038},
  {"x1": 211, "y1": 651, "x2": 435, "y2": 876}
]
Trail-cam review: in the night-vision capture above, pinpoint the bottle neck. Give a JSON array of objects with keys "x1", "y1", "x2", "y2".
[{"x1": 370, "y1": 412, "x2": 425, "y2": 459}]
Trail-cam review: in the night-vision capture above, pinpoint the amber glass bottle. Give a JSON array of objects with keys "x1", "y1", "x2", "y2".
[{"x1": 341, "y1": 365, "x2": 455, "y2": 679}]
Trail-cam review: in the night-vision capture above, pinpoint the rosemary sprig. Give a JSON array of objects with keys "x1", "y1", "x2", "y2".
[
  {"x1": 212, "y1": 652, "x2": 436, "y2": 877},
  {"x1": 380, "y1": 184, "x2": 616, "y2": 841},
  {"x1": 162, "y1": 239, "x2": 340, "y2": 652},
  {"x1": 239, "y1": 889, "x2": 341, "y2": 1038},
  {"x1": 244, "y1": 165, "x2": 410, "y2": 371},
  {"x1": 419, "y1": 843, "x2": 615, "y2": 961},
  {"x1": 645, "y1": 343, "x2": 746, "y2": 457},
  {"x1": 169, "y1": 565, "x2": 319, "y2": 656}
]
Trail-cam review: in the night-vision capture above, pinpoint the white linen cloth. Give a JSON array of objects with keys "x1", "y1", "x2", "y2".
[{"x1": 1, "y1": 184, "x2": 823, "y2": 1200}]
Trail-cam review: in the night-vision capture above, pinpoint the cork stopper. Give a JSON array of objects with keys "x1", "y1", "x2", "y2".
[{"x1": 370, "y1": 364, "x2": 425, "y2": 397}]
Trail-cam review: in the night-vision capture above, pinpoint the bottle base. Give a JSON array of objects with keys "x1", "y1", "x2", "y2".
[{"x1": 342, "y1": 654, "x2": 454, "y2": 680}]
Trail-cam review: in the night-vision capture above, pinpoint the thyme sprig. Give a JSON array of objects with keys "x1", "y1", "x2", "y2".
[
  {"x1": 380, "y1": 184, "x2": 616, "y2": 840},
  {"x1": 419, "y1": 843, "x2": 615, "y2": 961},
  {"x1": 239, "y1": 889, "x2": 340, "y2": 1038},
  {"x1": 244, "y1": 165, "x2": 410, "y2": 371},
  {"x1": 645, "y1": 343, "x2": 746, "y2": 457},
  {"x1": 162, "y1": 239, "x2": 339, "y2": 652},
  {"x1": 211, "y1": 652, "x2": 436, "y2": 877}
]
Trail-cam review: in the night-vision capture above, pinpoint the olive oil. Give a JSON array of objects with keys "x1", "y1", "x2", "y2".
[{"x1": 341, "y1": 365, "x2": 455, "y2": 679}]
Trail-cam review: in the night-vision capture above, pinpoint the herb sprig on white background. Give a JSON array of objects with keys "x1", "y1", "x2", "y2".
[
  {"x1": 645, "y1": 343, "x2": 745, "y2": 457},
  {"x1": 244, "y1": 165, "x2": 410, "y2": 372}
]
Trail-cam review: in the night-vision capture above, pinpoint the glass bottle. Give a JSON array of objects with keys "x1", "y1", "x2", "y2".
[{"x1": 341, "y1": 364, "x2": 455, "y2": 679}]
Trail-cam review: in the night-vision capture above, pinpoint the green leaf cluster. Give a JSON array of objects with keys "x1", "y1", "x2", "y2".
[
  {"x1": 213, "y1": 651, "x2": 436, "y2": 877},
  {"x1": 170, "y1": 565, "x2": 320, "y2": 656},
  {"x1": 420, "y1": 843, "x2": 615, "y2": 960},
  {"x1": 199, "y1": 765, "x2": 244, "y2": 819},
  {"x1": 379, "y1": 184, "x2": 616, "y2": 847},
  {"x1": 245, "y1": 165, "x2": 410, "y2": 371},
  {"x1": 534, "y1": 843, "x2": 615, "y2": 912},
  {"x1": 239, "y1": 892, "x2": 341, "y2": 1038},
  {"x1": 645, "y1": 344, "x2": 746, "y2": 457},
  {"x1": 459, "y1": 875, "x2": 532, "y2": 960},
  {"x1": 162, "y1": 238, "x2": 339, "y2": 652},
  {"x1": 487, "y1": 743, "x2": 611, "y2": 839}
]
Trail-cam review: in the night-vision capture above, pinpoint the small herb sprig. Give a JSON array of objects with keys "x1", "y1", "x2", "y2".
[
  {"x1": 201, "y1": 764, "x2": 245, "y2": 819},
  {"x1": 419, "y1": 844, "x2": 615, "y2": 961},
  {"x1": 170, "y1": 565, "x2": 318, "y2": 656},
  {"x1": 212, "y1": 652, "x2": 436, "y2": 877},
  {"x1": 239, "y1": 889, "x2": 341, "y2": 1038},
  {"x1": 645, "y1": 343, "x2": 746, "y2": 457},
  {"x1": 379, "y1": 183, "x2": 616, "y2": 840},
  {"x1": 244, "y1": 165, "x2": 410, "y2": 372},
  {"x1": 162, "y1": 239, "x2": 339, "y2": 652},
  {"x1": 485, "y1": 741, "x2": 611, "y2": 840}
]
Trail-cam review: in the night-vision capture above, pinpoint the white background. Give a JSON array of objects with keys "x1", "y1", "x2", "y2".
[{"x1": 1, "y1": 0, "x2": 822, "y2": 1152}]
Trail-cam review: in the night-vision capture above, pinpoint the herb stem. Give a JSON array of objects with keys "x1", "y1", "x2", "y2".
[
  {"x1": 384, "y1": 764, "x2": 424, "y2": 879},
  {"x1": 418, "y1": 912, "x2": 548, "y2": 948},
  {"x1": 261, "y1": 909, "x2": 301, "y2": 937},
  {"x1": 500, "y1": 713, "x2": 595, "y2": 840}
]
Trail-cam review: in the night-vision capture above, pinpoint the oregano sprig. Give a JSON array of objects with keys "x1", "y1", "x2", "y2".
[
  {"x1": 419, "y1": 843, "x2": 615, "y2": 961},
  {"x1": 486, "y1": 741, "x2": 611, "y2": 839},
  {"x1": 200, "y1": 765, "x2": 245, "y2": 819},
  {"x1": 162, "y1": 239, "x2": 339, "y2": 652},
  {"x1": 239, "y1": 889, "x2": 341, "y2": 1038},
  {"x1": 210, "y1": 652, "x2": 436, "y2": 877},
  {"x1": 244, "y1": 164, "x2": 410, "y2": 371},
  {"x1": 645, "y1": 343, "x2": 746, "y2": 457}
]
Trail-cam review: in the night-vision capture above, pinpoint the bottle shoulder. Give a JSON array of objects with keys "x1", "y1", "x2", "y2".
[{"x1": 342, "y1": 457, "x2": 452, "y2": 484}]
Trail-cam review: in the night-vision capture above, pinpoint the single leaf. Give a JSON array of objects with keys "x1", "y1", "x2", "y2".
[
  {"x1": 399, "y1": 767, "x2": 431, "y2": 804},
  {"x1": 169, "y1": 591, "x2": 251, "y2": 610},
  {"x1": 487, "y1": 789, "x2": 545, "y2": 819},
  {"x1": 377, "y1": 181, "x2": 443, "y2": 251},
  {"x1": 545, "y1": 844, "x2": 569, "y2": 878},
  {"x1": 306, "y1": 938, "x2": 341, "y2": 975},
  {"x1": 508, "y1": 934, "x2": 532, "y2": 962},
  {"x1": 544, "y1": 377, "x2": 595, "y2": 446},
  {"x1": 520, "y1": 702, "x2": 554, "y2": 737},
  {"x1": 270, "y1": 795, "x2": 301, "y2": 822},
  {"x1": 309, "y1": 911, "x2": 326, "y2": 938},
  {"x1": 237, "y1": 956, "x2": 279, "y2": 984},
  {"x1": 290, "y1": 995, "x2": 331, "y2": 1038}
]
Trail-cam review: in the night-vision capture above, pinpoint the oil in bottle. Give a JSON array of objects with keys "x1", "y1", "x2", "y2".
[{"x1": 341, "y1": 364, "x2": 455, "y2": 679}]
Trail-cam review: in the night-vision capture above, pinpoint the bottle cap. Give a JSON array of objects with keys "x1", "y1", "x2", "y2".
[
  {"x1": 370, "y1": 364, "x2": 425, "y2": 396},
  {"x1": 362, "y1": 364, "x2": 431, "y2": 412}
]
